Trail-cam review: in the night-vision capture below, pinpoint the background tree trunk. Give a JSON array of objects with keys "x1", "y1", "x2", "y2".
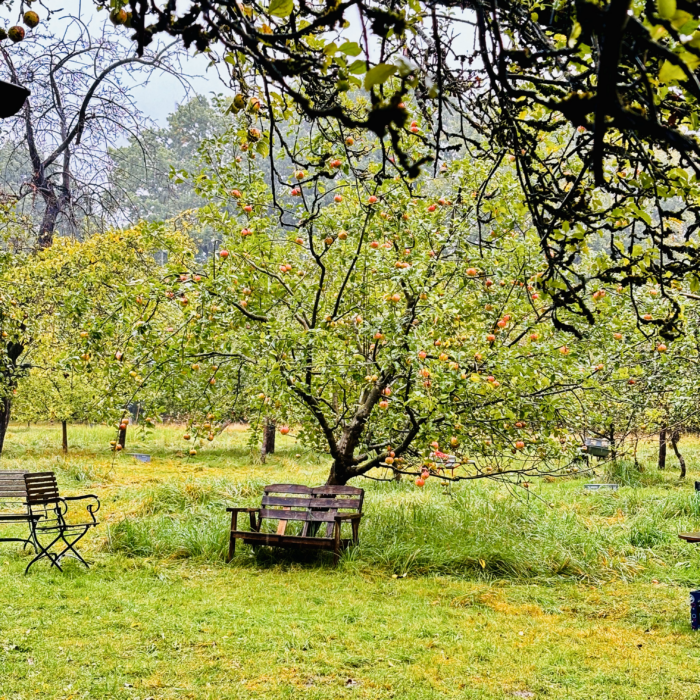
[
  {"x1": 671, "y1": 429, "x2": 686, "y2": 479},
  {"x1": 264, "y1": 419, "x2": 275, "y2": 455},
  {"x1": 658, "y1": 428, "x2": 667, "y2": 470},
  {"x1": 62, "y1": 420, "x2": 68, "y2": 454},
  {"x1": 118, "y1": 425, "x2": 127, "y2": 450},
  {"x1": 260, "y1": 419, "x2": 275, "y2": 463},
  {"x1": 0, "y1": 396, "x2": 11, "y2": 456}
]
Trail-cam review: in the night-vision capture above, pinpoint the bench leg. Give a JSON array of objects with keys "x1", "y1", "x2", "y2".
[
  {"x1": 227, "y1": 512, "x2": 237, "y2": 563},
  {"x1": 333, "y1": 521, "x2": 341, "y2": 566}
]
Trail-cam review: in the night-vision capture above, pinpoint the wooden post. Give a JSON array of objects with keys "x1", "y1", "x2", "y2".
[{"x1": 61, "y1": 420, "x2": 68, "y2": 454}]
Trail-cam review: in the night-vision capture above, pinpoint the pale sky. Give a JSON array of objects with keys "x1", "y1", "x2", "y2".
[{"x1": 1, "y1": 0, "x2": 217, "y2": 125}]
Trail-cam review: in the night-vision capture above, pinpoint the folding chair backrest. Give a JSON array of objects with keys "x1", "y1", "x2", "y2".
[
  {"x1": 260, "y1": 484, "x2": 313, "y2": 535},
  {"x1": 24, "y1": 472, "x2": 60, "y2": 506},
  {"x1": 310, "y1": 485, "x2": 364, "y2": 537}
]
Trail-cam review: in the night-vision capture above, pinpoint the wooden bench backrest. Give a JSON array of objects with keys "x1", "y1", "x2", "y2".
[
  {"x1": 257, "y1": 484, "x2": 364, "y2": 538},
  {"x1": 309, "y1": 485, "x2": 364, "y2": 537},
  {"x1": 260, "y1": 484, "x2": 313, "y2": 535},
  {"x1": 0, "y1": 471, "x2": 29, "y2": 514}
]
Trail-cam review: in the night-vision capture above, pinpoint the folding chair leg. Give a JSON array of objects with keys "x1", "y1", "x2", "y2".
[
  {"x1": 25, "y1": 531, "x2": 64, "y2": 575},
  {"x1": 55, "y1": 528, "x2": 91, "y2": 568}
]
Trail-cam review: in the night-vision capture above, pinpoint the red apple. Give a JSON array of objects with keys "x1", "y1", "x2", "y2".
[
  {"x1": 280, "y1": 426, "x2": 290, "y2": 435},
  {"x1": 415, "y1": 478, "x2": 425, "y2": 487},
  {"x1": 368, "y1": 195, "x2": 378, "y2": 204},
  {"x1": 220, "y1": 249, "x2": 229, "y2": 258},
  {"x1": 334, "y1": 194, "x2": 343, "y2": 203}
]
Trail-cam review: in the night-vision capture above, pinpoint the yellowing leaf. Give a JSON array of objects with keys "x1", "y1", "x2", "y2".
[
  {"x1": 681, "y1": 50, "x2": 700, "y2": 70},
  {"x1": 268, "y1": 0, "x2": 293, "y2": 19},
  {"x1": 657, "y1": 0, "x2": 676, "y2": 20},
  {"x1": 364, "y1": 63, "x2": 397, "y2": 90},
  {"x1": 568, "y1": 21, "x2": 581, "y2": 48},
  {"x1": 671, "y1": 9, "x2": 692, "y2": 29},
  {"x1": 659, "y1": 60, "x2": 686, "y2": 82}
]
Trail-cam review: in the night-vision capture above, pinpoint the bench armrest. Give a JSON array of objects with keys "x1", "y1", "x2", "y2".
[
  {"x1": 226, "y1": 507, "x2": 260, "y2": 513},
  {"x1": 61, "y1": 494, "x2": 101, "y2": 520},
  {"x1": 334, "y1": 513, "x2": 362, "y2": 521}
]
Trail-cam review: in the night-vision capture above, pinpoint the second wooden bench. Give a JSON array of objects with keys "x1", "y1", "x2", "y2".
[{"x1": 226, "y1": 483, "x2": 364, "y2": 565}]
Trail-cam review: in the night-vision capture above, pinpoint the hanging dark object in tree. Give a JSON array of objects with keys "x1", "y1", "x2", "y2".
[{"x1": 0, "y1": 79, "x2": 29, "y2": 119}]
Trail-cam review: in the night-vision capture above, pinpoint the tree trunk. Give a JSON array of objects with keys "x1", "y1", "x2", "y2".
[
  {"x1": 671, "y1": 429, "x2": 686, "y2": 479},
  {"x1": 118, "y1": 425, "x2": 127, "y2": 450},
  {"x1": 658, "y1": 428, "x2": 667, "y2": 470},
  {"x1": 260, "y1": 419, "x2": 275, "y2": 463},
  {"x1": 326, "y1": 457, "x2": 355, "y2": 485},
  {"x1": 265, "y1": 420, "x2": 275, "y2": 454},
  {"x1": 37, "y1": 190, "x2": 61, "y2": 249},
  {"x1": 62, "y1": 420, "x2": 68, "y2": 454},
  {"x1": 0, "y1": 396, "x2": 11, "y2": 456}
]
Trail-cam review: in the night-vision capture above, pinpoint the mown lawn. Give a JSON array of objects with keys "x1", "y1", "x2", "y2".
[{"x1": 1, "y1": 423, "x2": 700, "y2": 699}]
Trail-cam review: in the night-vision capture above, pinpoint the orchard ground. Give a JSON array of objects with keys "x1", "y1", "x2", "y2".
[{"x1": 1, "y1": 424, "x2": 700, "y2": 698}]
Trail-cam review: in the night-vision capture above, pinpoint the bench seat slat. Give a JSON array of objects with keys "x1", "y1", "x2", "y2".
[{"x1": 232, "y1": 531, "x2": 352, "y2": 548}]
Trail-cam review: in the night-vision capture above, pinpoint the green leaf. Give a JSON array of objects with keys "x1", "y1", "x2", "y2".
[
  {"x1": 659, "y1": 60, "x2": 686, "y2": 83},
  {"x1": 364, "y1": 63, "x2": 397, "y2": 90},
  {"x1": 338, "y1": 41, "x2": 362, "y2": 57},
  {"x1": 657, "y1": 0, "x2": 676, "y2": 20},
  {"x1": 268, "y1": 0, "x2": 293, "y2": 18},
  {"x1": 347, "y1": 59, "x2": 367, "y2": 75}
]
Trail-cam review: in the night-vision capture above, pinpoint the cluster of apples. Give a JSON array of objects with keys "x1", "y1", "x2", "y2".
[{"x1": 0, "y1": 11, "x2": 39, "y2": 43}]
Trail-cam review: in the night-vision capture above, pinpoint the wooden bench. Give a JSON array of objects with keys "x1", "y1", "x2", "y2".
[
  {"x1": 0, "y1": 471, "x2": 35, "y2": 551},
  {"x1": 226, "y1": 484, "x2": 364, "y2": 565}
]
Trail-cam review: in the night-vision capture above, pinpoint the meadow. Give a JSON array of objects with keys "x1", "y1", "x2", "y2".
[{"x1": 1, "y1": 423, "x2": 700, "y2": 699}]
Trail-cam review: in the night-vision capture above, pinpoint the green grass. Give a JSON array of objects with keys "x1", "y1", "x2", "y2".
[{"x1": 2, "y1": 423, "x2": 700, "y2": 698}]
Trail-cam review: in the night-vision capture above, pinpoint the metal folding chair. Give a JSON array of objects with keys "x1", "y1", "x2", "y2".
[{"x1": 23, "y1": 472, "x2": 100, "y2": 575}]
